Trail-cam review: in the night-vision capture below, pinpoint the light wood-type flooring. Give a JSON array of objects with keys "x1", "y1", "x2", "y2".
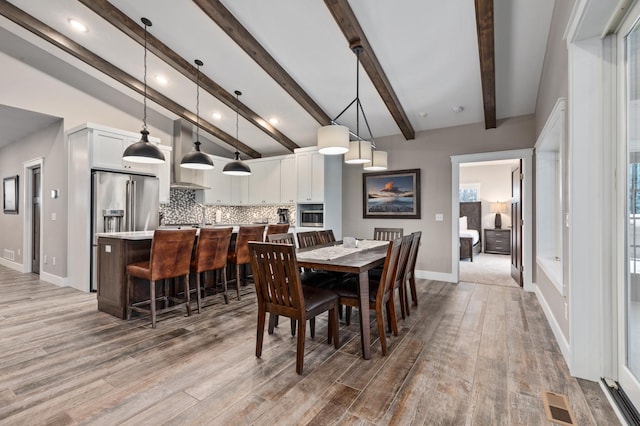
[{"x1": 0, "y1": 264, "x2": 620, "y2": 425}]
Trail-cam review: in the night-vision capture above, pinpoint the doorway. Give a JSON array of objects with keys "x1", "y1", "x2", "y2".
[
  {"x1": 22, "y1": 158, "x2": 43, "y2": 274},
  {"x1": 451, "y1": 149, "x2": 533, "y2": 289},
  {"x1": 31, "y1": 167, "x2": 40, "y2": 274}
]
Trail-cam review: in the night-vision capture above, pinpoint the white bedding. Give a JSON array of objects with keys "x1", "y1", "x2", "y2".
[{"x1": 460, "y1": 229, "x2": 480, "y2": 245}]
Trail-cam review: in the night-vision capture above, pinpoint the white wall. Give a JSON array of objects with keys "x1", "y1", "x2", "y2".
[{"x1": 459, "y1": 163, "x2": 514, "y2": 230}]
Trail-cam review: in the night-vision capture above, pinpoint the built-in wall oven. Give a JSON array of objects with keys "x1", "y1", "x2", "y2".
[{"x1": 300, "y1": 208, "x2": 324, "y2": 227}]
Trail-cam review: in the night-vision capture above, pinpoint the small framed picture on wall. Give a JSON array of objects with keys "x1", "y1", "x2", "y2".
[{"x1": 3, "y1": 175, "x2": 19, "y2": 214}]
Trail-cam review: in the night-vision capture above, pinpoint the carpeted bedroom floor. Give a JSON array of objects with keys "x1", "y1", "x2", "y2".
[{"x1": 459, "y1": 252, "x2": 520, "y2": 288}]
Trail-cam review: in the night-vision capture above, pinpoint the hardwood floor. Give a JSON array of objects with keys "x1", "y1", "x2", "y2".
[{"x1": 0, "y1": 265, "x2": 619, "y2": 425}]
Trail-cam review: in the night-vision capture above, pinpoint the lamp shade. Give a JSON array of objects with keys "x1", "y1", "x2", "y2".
[
  {"x1": 180, "y1": 148, "x2": 214, "y2": 170},
  {"x1": 344, "y1": 140, "x2": 372, "y2": 164},
  {"x1": 363, "y1": 150, "x2": 388, "y2": 171},
  {"x1": 123, "y1": 130, "x2": 165, "y2": 164},
  {"x1": 490, "y1": 201, "x2": 507, "y2": 213},
  {"x1": 317, "y1": 125, "x2": 350, "y2": 155},
  {"x1": 223, "y1": 152, "x2": 252, "y2": 176}
]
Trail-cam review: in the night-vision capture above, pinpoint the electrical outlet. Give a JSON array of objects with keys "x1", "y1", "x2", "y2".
[
  {"x1": 435, "y1": 213, "x2": 444, "y2": 221},
  {"x1": 51, "y1": 213, "x2": 56, "y2": 221},
  {"x1": 44, "y1": 255, "x2": 47, "y2": 264},
  {"x1": 52, "y1": 257, "x2": 56, "y2": 266},
  {"x1": 17, "y1": 249, "x2": 20, "y2": 256}
]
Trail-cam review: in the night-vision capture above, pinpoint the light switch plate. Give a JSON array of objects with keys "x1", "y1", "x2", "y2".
[
  {"x1": 435, "y1": 213, "x2": 444, "y2": 221},
  {"x1": 51, "y1": 213, "x2": 56, "y2": 221},
  {"x1": 105, "y1": 245, "x2": 111, "y2": 253}
]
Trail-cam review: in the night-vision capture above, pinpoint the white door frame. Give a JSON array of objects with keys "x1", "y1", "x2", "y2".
[
  {"x1": 22, "y1": 157, "x2": 43, "y2": 274},
  {"x1": 451, "y1": 149, "x2": 534, "y2": 291}
]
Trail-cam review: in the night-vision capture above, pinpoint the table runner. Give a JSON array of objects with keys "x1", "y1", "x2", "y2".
[{"x1": 296, "y1": 239, "x2": 388, "y2": 261}]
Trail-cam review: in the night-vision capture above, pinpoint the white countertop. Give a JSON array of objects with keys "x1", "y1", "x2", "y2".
[{"x1": 96, "y1": 231, "x2": 155, "y2": 240}]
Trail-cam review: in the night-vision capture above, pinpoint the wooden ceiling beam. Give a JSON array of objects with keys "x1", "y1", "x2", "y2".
[
  {"x1": 474, "y1": 0, "x2": 497, "y2": 129},
  {"x1": 323, "y1": 0, "x2": 415, "y2": 140},
  {"x1": 0, "y1": 1, "x2": 260, "y2": 158},
  {"x1": 77, "y1": 0, "x2": 297, "y2": 152},
  {"x1": 192, "y1": 0, "x2": 332, "y2": 127}
]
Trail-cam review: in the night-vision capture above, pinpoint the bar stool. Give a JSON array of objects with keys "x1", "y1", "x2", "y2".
[
  {"x1": 126, "y1": 229, "x2": 196, "y2": 328},
  {"x1": 191, "y1": 227, "x2": 233, "y2": 311},
  {"x1": 227, "y1": 225, "x2": 265, "y2": 300},
  {"x1": 265, "y1": 223, "x2": 289, "y2": 241}
]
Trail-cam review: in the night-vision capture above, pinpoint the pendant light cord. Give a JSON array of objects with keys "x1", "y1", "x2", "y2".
[
  {"x1": 234, "y1": 90, "x2": 241, "y2": 158},
  {"x1": 142, "y1": 19, "x2": 148, "y2": 132},
  {"x1": 196, "y1": 61, "x2": 200, "y2": 145}
]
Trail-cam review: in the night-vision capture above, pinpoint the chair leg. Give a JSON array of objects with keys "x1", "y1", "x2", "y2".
[
  {"x1": 163, "y1": 279, "x2": 169, "y2": 309},
  {"x1": 268, "y1": 313, "x2": 278, "y2": 334},
  {"x1": 310, "y1": 318, "x2": 315, "y2": 339},
  {"x1": 184, "y1": 274, "x2": 192, "y2": 316},
  {"x1": 410, "y1": 276, "x2": 418, "y2": 306},
  {"x1": 150, "y1": 279, "x2": 157, "y2": 329},
  {"x1": 295, "y1": 318, "x2": 306, "y2": 375},
  {"x1": 256, "y1": 307, "x2": 266, "y2": 358},
  {"x1": 403, "y1": 280, "x2": 411, "y2": 316},
  {"x1": 329, "y1": 305, "x2": 339, "y2": 349},
  {"x1": 126, "y1": 275, "x2": 133, "y2": 320},
  {"x1": 376, "y1": 303, "x2": 387, "y2": 356},
  {"x1": 398, "y1": 285, "x2": 406, "y2": 320},
  {"x1": 388, "y1": 298, "x2": 398, "y2": 336},
  {"x1": 290, "y1": 318, "x2": 296, "y2": 336},
  {"x1": 195, "y1": 273, "x2": 202, "y2": 314},
  {"x1": 345, "y1": 306, "x2": 352, "y2": 326},
  {"x1": 236, "y1": 263, "x2": 241, "y2": 301},
  {"x1": 222, "y1": 266, "x2": 229, "y2": 304}
]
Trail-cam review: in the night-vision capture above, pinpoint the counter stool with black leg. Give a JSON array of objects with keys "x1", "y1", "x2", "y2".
[
  {"x1": 228, "y1": 225, "x2": 265, "y2": 300},
  {"x1": 126, "y1": 229, "x2": 197, "y2": 328},
  {"x1": 191, "y1": 227, "x2": 233, "y2": 310}
]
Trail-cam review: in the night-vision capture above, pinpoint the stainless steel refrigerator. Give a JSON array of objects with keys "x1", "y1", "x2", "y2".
[{"x1": 91, "y1": 170, "x2": 159, "y2": 291}]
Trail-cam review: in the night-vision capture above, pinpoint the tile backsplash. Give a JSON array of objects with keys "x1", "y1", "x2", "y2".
[{"x1": 160, "y1": 189, "x2": 296, "y2": 226}]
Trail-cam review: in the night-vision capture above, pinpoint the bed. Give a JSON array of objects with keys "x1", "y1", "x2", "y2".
[{"x1": 460, "y1": 201, "x2": 482, "y2": 261}]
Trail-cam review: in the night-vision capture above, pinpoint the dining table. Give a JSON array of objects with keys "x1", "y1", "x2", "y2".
[{"x1": 296, "y1": 239, "x2": 389, "y2": 360}]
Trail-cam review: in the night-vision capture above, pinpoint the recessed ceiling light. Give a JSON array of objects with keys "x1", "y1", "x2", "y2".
[
  {"x1": 452, "y1": 106, "x2": 464, "y2": 113},
  {"x1": 268, "y1": 117, "x2": 279, "y2": 125},
  {"x1": 418, "y1": 112, "x2": 428, "y2": 118},
  {"x1": 212, "y1": 112, "x2": 222, "y2": 120},
  {"x1": 155, "y1": 75, "x2": 168, "y2": 85},
  {"x1": 68, "y1": 19, "x2": 88, "y2": 33}
]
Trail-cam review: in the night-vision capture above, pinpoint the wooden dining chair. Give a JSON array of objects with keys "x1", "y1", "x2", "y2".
[
  {"x1": 126, "y1": 229, "x2": 197, "y2": 328},
  {"x1": 265, "y1": 223, "x2": 290, "y2": 241},
  {"x1": 373, "y1": 227, "x2": 404, "y2": 241},
  {"x1": 404, "y1": 231, "x2": 422, "y2": 311},
  {"x1": 266, "y1": 232, "x2": 336, "y2": 334},
  {"x1": 249, "y1": 242, "x2": 340, "y2": 375},
  {"x1": 227, "y1": 225, "x2": 266, "y2": 300},
  {"x1": 316, "y1": 229, "x2": 336, "y2": 244},
  {"x1": 393, "y1": 234, "x2": 414, "y2": 319},
  {"x1": 297, "y1": 231, "x2": 319, "y2": 248},
  {"x1": 190, "y1": 227, "x2": 232, "y2": 310},
  {"x1": 333, "y1": 238, "x2": 401, "y2": 355}
]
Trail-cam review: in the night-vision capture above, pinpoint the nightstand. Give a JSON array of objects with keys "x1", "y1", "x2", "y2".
[{"x1": 484, "y1": 228, "x2": 511, "y2": 255}]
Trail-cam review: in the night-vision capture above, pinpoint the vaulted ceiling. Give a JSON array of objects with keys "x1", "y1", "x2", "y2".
[{"x1": 0, "y1": 0, "x2": 554, "y2": 158}]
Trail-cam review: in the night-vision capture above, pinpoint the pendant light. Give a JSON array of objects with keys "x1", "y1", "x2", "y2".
[
  {"x1": 363, "y1": 150, "x2": 388, "y2": 171},
  {"x1": 222, "y1": 90, "x2": 252, "y2": 176},
  {"x1": 122, "y1": 18, "x2": 165, "y2": 164},
  {"x1": 180, "y1": 59, "x2": 214, "y2": 170}
]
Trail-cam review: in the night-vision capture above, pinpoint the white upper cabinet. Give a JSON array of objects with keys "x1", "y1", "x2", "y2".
[
  {"x1": 296, "y1": 152, "x2": 325, "y2": 202},
  {"x1": 248, "y1": 159, "x2": 281, "y2": 204},
  {"x1": 202, "y1": 156, "x2": 232, "y2": 205},
  {"x1": 156, "y1": 145, "x2": 172, "y2": 204},
  {"x1": 90, "y1": 129, "x2": 158, "y2": 175},
  {"x1": 280, "y1": 156, "x2": 297, "y2": 203},
  {"x1": 230, "y1": 175, "x2": 249, "y2": 205}
]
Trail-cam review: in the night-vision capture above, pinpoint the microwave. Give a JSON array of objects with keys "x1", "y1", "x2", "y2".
[{"x1": 300, "y1": 209, "x2": 324, "y2": 227}]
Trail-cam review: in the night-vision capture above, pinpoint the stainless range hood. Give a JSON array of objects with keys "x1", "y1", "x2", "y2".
[{"x1": 171, "y1": 119, "x2": 210, "y2": 190}]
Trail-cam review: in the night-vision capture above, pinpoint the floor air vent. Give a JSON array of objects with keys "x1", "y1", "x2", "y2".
[{"x1": 542, "y1": 391, "x2": 576, "y2": 425}]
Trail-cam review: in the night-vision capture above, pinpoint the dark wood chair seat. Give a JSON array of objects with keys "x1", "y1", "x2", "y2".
[
  {"x1": 126, "y1": 229, "x2": 197, "y2": 328},
  {"x1": 249, "y1": 242, "x2": 340, "y2": 375}
]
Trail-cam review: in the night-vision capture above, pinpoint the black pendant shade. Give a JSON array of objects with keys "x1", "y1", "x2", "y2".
[
  {"x1": 222, "y1": 90, "x2": 251, "y2": 176},
  {"x1": 123, "y1": 17, "x2": 165, "y2": 165},
  {"x1": 180, "y1": 59, "x2": 214, "y2": 170},
  {"x1": 223, "y1": 151, "x2": 252, "y2": 176},
  {"x1": 123, "y1": 129, "x2": 165, "y2": 164}
]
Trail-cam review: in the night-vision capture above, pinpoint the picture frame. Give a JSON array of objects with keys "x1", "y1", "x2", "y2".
[
  {"x1": 3, "y1": 175, "x2": 19, "y2": 214},
  {"x1": 363, "y1": 168, "x2": 420, "y2": 219}
]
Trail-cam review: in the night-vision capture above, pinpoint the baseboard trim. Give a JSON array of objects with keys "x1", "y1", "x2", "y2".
[
  {"x1": 0, "y1": 257, "x2": 23, "y2": 271},
  {"x1": 40, "y1": 271, "x2": 67, "y2": 287},
  {"x1": 415, "y1": 270, "x2": 456, "y2": 283},
  {"x1": 534, "y1": 283, "x2": 571, "y2": 364}
]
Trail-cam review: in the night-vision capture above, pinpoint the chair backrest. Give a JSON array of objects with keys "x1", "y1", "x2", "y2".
[
  {"x1": 265, "y1": 223, "x2": 290, "y2": 240},
  {"x1": 406, "y1": 231, "x2": 422, "y2": 279},
  {"x1": 316, "y1": 229, "x2": 336, "y2": 244},
  {"x1": 267, "y1": 232, "x2": 296, "y2": 245},
  {"x1": 233, "y1": 225, "x2": 266, "y2": 264},
  {"x1": 249, "y1": 242, "x2": 305, "y2": 320},
  {"x1": 149, "y1": 229, "x2": 197, "y2": 281},
  {"x1": 376, "y1": 238, "x2": 402, "y2": 304},
  {"x1": 297, "y1": 231, "x2": 319, "y2": 248},
  {"x1": 373, "y1": 227, "x2": 404, "y2": 241},
  {"x1": 393, "y1": 235, "x2": 414, "y2": 290},
  {"x1": 193, "y1": 227, "x2": 233, "y2": 273}
]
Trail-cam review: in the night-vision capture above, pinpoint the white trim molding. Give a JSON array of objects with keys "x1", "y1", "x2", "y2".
[
  {"x1": 22, "y1": 157, "x2": 44, "y2": 274},
  {"x1": 535, "y1": 283, "x2": 571, "y2": 362},
  {"x1": 0, "y1": 257, "x2": 23, "y2": 271},
  {"x1": 415, "y1": 270, "x2": 456, "y2": 283}
]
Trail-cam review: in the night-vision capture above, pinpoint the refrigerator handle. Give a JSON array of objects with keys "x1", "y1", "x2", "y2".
[
  {"x1": 131, "y1": 180, "x2": 136, "y2": 232},
  {"x1": 125, "y1": 180, "x2": 131, "y2": 232}
]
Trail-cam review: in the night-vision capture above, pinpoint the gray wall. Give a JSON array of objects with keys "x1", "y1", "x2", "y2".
[
  {"x1": 533, "y1": 0, "x2": 575, "y2": 343},
  {"x1": 341, "y1": 114, "x2": 536, "y2": 275},
  {"x1": 0, "y1": 120, "x2": 67, "y2": 277}
]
